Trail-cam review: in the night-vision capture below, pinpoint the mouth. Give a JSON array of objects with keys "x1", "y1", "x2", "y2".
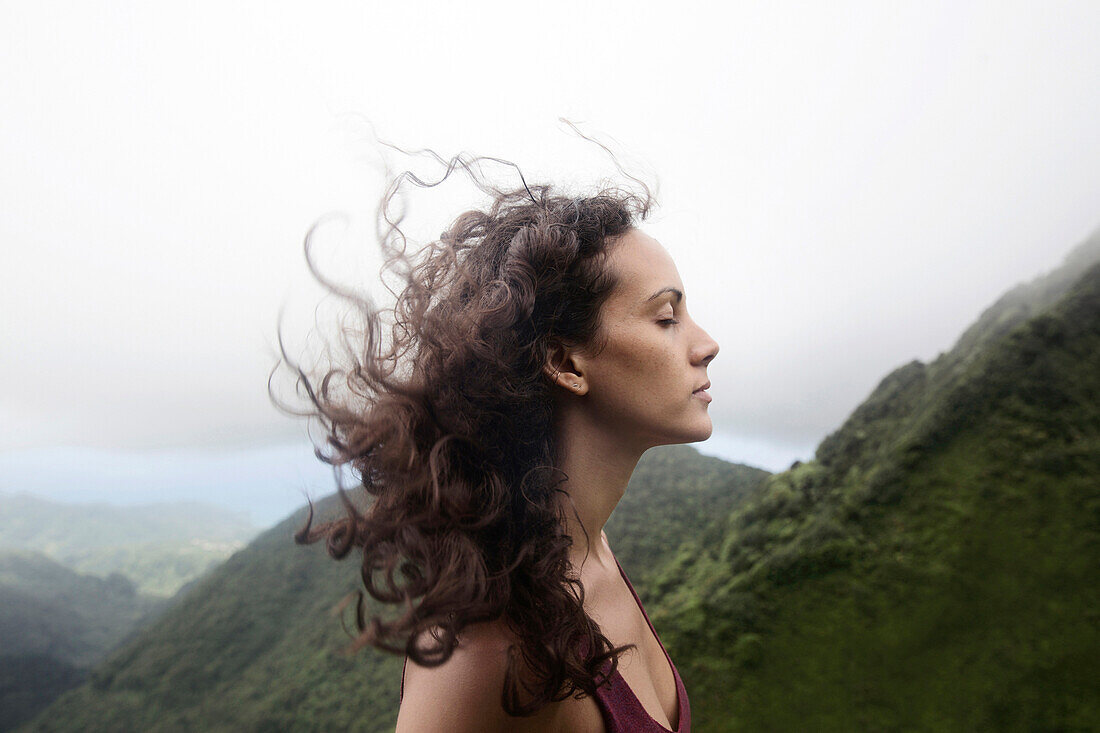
[{"x1": 692, "y1": 381, "x2": 712, "y2": 403}]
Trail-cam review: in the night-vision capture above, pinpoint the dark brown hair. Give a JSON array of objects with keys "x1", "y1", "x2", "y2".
[{"x1": 272, "y1": 144, "x2": 653, "y2": 716}]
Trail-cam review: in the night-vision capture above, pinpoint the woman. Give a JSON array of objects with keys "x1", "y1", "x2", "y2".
[{"x1": 288, "y1": 150, "x2": 718, "y2": 732}]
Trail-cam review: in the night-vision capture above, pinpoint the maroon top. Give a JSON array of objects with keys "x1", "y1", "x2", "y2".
[
  {"x1": 592, "y1": 556, "x2": 690, "y2": 732},
  {"x1": 399, "y1": 557, "x2": 690, "y2": 732}
]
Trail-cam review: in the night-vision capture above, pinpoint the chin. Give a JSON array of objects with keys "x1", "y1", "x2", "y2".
[
  {"x1": 695, "y1": 414, "x2": 715, "y2": 441},
  {"x1": 663, "y1": 418, "x2": 713, "y2": 446},
  {"x1": 692, "y1": 422, "x2": 714, "y2": 442}
]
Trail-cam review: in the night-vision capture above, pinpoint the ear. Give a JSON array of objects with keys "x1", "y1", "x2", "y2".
[{"x1": 542, "y1": 340, "x2": 588, "y2": 395}]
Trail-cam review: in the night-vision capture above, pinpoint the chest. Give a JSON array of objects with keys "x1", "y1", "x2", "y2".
[{"x1": 563, "y1": 574, "x2": 681, "y2": 732}]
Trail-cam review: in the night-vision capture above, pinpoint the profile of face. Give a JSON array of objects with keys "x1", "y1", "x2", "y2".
[{"x1": 560, "y1": 229, "x2": 720, "y2": 451}]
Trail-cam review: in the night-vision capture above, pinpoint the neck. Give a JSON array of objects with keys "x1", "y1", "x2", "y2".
[{"x1": 551, "y1": 405, "x2": 646, "y2": 572}]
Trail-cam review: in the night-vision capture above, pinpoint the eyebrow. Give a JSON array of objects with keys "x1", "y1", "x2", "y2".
[{"x1": 645, "y1": 287, "x2": 683, "y2": 304}]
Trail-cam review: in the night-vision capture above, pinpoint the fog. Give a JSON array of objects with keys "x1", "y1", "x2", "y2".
[{"x1": 3, "y1": 1, "x2": 1100, "y2": 517}]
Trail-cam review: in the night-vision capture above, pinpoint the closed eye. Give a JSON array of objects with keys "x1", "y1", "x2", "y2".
[{"x1": 658, "y1": 318, "x2": 679, "y2": 326}]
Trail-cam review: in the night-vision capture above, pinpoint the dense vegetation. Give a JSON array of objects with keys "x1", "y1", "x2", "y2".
[
  {"x1": 22, "y1": 500, "x2": 400, "y2": 732},
  {"x1": 605, "y1": 445, "x2": 769, "y2": 601},
  {"x1": 22, "y1": 230, "x2": 1100, "y2": 731}
]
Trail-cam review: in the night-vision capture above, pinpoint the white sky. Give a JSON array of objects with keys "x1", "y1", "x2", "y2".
[{"x1": 3, "y1": 1, "x2": 1100, "y2": 517}]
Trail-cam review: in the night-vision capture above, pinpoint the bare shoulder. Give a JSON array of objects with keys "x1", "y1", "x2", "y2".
[
  {"x1": 395, "y1": 621, "x2": 512, "y2": 732},
  {"x1": 395, "y1": 620, "x2": 575, "y2": 733}
]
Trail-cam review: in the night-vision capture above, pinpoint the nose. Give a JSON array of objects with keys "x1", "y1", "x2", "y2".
[{"x1": 692, "y1": 325, "x2": 719, "y2": 366}]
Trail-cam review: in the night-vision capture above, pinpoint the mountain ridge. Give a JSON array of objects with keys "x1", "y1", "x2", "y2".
[{"x1": 649, "y1": 235, "x2": 1100, "y2": 729}]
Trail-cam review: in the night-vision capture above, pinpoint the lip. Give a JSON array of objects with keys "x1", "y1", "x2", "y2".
[{"x1": 692, "y1": 381, "x2": 712, "y2": 403}]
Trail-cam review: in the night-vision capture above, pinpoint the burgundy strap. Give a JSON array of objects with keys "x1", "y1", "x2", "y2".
[{"x1": 590, "y1": 557, "x2": 690, "y2": 732}]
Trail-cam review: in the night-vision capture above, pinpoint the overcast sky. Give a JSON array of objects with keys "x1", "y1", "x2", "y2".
[{"x1": 3, "y1": 1, "x2": 1100, "y2": 523}]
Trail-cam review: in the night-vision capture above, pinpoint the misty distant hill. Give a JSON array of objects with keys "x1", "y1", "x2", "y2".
[
  {"x1": 0, "y1": 494, "x2": 257, "y2": 596},
  {"x1": 0, "y1": 496, "x2": 259, "y2": 729}
]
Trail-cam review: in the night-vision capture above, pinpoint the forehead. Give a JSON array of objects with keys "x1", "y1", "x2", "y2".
[{"x1": 605, "y1": 230, "x2": 682, "y2": 308}]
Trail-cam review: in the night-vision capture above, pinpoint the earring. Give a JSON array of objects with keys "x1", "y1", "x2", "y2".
[{"x1": 573, "y1": 383, "x2": 579, "y2": 388}]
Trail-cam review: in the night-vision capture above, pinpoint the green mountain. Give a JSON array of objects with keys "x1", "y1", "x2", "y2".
[
  {"x1": 649, "y1": 234, "x2": 1100, "y2": 730},
  {"x1": 606, "y1": 445, "x2": 770, "y2": 602},
  {"x1": 24, "y1": 449, "x2": 767, "y2": 732},
  {"x1": 0, "y1": 495, "x2": 257, "y2": 597},
  {"x1": 0, "y1": 551, "x2": 165, "y2": 731},
  {"x1": 0, "y1": 655, "x2": 83, "y2": 733}
]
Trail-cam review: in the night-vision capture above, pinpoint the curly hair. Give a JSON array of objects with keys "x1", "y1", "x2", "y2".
[{"x1": 273, "y1": 146, "x2": 654, "y2": 716}]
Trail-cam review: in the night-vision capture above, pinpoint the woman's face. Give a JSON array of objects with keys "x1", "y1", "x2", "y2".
[{"x1": 573, "y1": 228, "x2": 720, "y2": 449}]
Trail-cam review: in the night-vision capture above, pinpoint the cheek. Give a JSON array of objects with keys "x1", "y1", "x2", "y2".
[{"x1": 601, "y1": 335, "x2": 675, "y2": 390}]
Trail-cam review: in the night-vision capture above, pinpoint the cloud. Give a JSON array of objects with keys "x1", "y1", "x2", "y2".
[{"x1": 3, "y1": 2, "x2": 1100, "y2": 467}]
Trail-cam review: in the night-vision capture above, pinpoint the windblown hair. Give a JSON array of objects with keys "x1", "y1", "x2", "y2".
[{"x1": 273, "y1": 147, "x2": 653, "y2": 716}]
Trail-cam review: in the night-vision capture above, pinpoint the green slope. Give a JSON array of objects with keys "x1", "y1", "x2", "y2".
[
  {"x1": 23, "y1": 499, "x2": 396, "y2": 733},
  {"x1": 0, "y1": 551, "x2": 163, "y2": 668},
  {"x1": 607, "y1": 445, "x2": 770, "y2": 602},
  {"x1": 651, "y1": 240, "x2": 1100, "y2": 730},
  {"x1": 0, "y1": 551, "x2": 165, "y2": 731},
  {"x1": 26, "y1": 447, "x2": 763, "y2": 732},
  {"x1": 0, "y1": 655, "x2": 85, "y2": 733}
]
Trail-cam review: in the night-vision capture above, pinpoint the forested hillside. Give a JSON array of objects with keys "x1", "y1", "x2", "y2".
[
  {"x1": 650, "y1": 235, "x2": 1100, "y2": 730},
  {"x1": 0, "y1": 496, "x2": 258, "y2": 729},
  {"x1": 606, "y1": 445, "x2": 770, "y2": 601},
  {"x1": 25, "y1": 449, "x2": 766, "y2": 732},
  {"x1": 0, "y1": 552, "x2": 165, "y2": 731}
]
